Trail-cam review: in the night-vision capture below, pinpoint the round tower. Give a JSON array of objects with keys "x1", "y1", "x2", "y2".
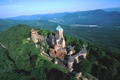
[
  {"x1": 56, "y1": 25, "x2": 63, "y2": 39},
  {"x1": 56, "y1": 25, "x2": 66, "y2": 47}
]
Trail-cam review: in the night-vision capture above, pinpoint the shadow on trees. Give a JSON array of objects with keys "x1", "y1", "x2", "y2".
[{"x1": 47, "y1": 68, "x2": 75, "y2": 80}]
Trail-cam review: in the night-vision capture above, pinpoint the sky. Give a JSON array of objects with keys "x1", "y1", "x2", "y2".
[{"x1": 0, "y1": 0, "x2": 120, "y2": 18}]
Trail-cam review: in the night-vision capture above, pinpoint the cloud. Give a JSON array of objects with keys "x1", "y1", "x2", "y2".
[{"x1": 0, "y1": 5, "x2": 22, "y2": 9}]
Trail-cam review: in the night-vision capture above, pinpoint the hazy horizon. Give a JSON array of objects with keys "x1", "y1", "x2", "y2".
[{"x1": 0, "y1": 0, "x2": 120, "y2": 18}]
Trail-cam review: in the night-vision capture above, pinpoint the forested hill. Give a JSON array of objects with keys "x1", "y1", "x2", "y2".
[
  {"x1": 0, "y1": 24, "x2": 120, "y2": 80},
  {"x1": 61, "y1": 9, "x2": 120, "y2": 26}
]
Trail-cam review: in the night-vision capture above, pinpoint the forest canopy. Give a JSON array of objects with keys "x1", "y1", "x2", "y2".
[{"x1": 0, "y1": 24, "x2": 120, "y2": 80}]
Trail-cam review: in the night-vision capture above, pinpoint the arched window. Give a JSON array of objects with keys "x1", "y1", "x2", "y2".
[{"x1": 78, "y1": 55, "x2": 84, "y2": 61}]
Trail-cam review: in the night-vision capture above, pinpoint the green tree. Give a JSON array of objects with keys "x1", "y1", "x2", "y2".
[
  {"x1": 79, "y1": 60, "x2": 92, "y2": 74},
  {"x1": 105, "y1": 66, "x2": 117, "y2": 80},
  {"x1": 87, "y1": 54, "x2": 98, "y2": 64},
  {"x1": 112, "y1": 58, "x2": 120, "y2": 68}
]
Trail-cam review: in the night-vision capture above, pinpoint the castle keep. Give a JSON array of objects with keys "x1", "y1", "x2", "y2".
[{"x1": 30, "y1": 25, "x2": 87, "y2": 79}]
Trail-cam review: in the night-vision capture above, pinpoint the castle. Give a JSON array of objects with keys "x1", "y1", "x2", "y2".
[
  {"x1": 47, "y1": 25, "x2": 87, "y2": 72},
  {"x1": 31, "y1": 29, "x2": 47, "y2": 47},
  {"x1": 30, "y1": 25, "x2": 87, "y2": 79}
]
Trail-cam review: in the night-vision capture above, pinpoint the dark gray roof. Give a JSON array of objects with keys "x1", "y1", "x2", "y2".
[
  {"x1": 68, "y1": 56, "x2": 74, "y2": 62},
  {"x1": 79, "y1": 47, "x2": 87, "y2": 54},
  {"x1": 72, "y1": 47, "x2": 87, "y2": 58},
  {"x1": 68, "y1": 47, "x2": 87, "y2": 62}
]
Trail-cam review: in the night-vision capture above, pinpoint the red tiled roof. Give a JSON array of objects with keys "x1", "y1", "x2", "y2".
[
  {"x1": 49, "y1": 48, "x2": 56, "y2": 57},
  {"x1": 56, "y1": 50, "x2": 65, "y2": 60},
  {"x1": 49, "y1": 48, "x2": 66, "y2": 60}
]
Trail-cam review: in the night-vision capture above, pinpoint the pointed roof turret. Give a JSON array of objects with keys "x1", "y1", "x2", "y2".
[
  {"x1": 56, "y1": 25, "x2": 63, "y2": 31},
  {"x1": 68, "y1": 56, "x2": 74, "y2": 62}
]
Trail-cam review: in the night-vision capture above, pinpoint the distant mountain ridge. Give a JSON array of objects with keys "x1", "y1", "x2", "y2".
[
  {"x1": 7, "y1": 7, "x2": 120, "y2": 20},
  {"x1": 8, "y1": 12, "x2": 69, "y2": 20},
  {"x1": 103, "y1": 7, "x2": 120, "y2": 12},
  {"x1": 7, "y1": 9, "x2": 120, "y2": 26},
  {"x1": 61, "y1": 9, "x2": 120, "y2": 26}
]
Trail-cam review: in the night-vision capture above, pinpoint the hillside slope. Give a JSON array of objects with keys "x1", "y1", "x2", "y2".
[{"x1": 0, "y1": 24, "x2": 75, "y2": 80}]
